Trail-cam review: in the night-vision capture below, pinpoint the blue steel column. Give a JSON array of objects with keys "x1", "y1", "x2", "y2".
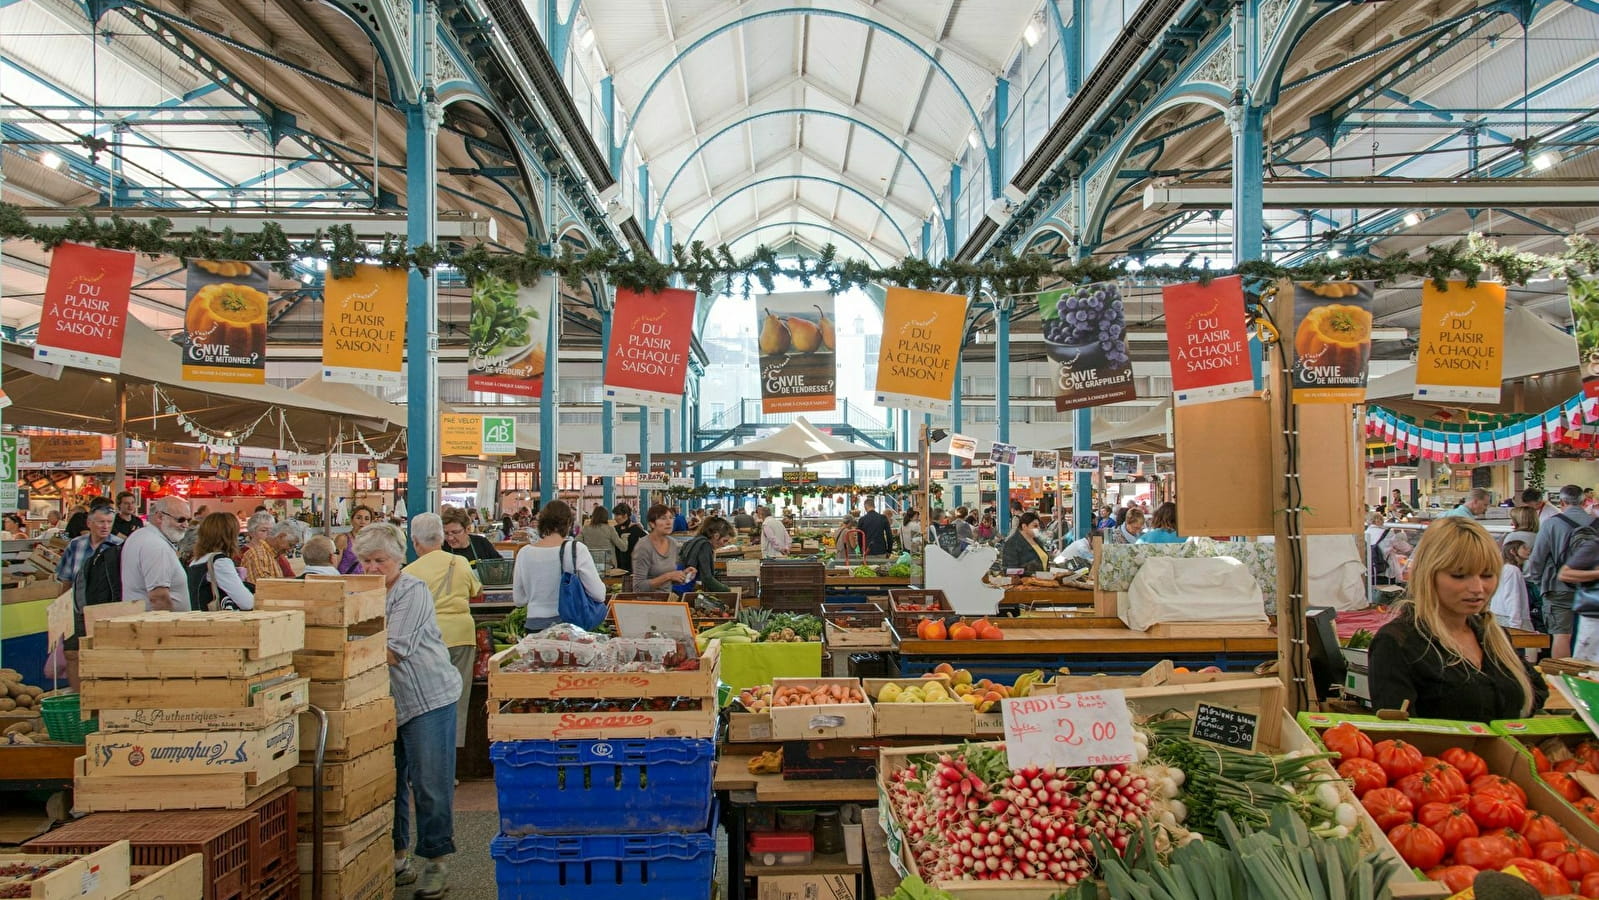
[
  {"x1": 639, "y1": 408, "x2": 651, "y2": 511},
  {"x1": 950, "y1": 357, "x2": 963, "y2": 508},
  {"x1": 1232, "y1": 105, "x2": 1265, "y2": 266},
  {"x1": 601, "y1": 308, "x2": 615, "y2": 508},
  {"x1": 1073, "y1": 408, "x2": 1092, "y2": 539},
  {"x1": 405, "y1": 101, "x2": 440, "y2": 516},
  {"x1": 538, "y1": 276, "x2": 559, "y2": 506},
  {"x1": 995, "y1": 303, "x2": 1011, "y2": 536}
]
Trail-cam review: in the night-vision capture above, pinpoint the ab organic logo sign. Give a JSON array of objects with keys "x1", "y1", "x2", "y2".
[{"x1": 482, "y1": 416, "x2": 516, "y2": 455}]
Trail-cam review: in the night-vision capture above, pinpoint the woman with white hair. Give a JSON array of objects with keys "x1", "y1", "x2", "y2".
[
  {"x1": 241, "y1": 511, "x2": 282, "y2": 583},
  {"x1": 403, "y1": 512, "x2": 481, "y2": 750},
  {"x1": 354, "y1": 523, "x2": 458, "y2": 898}
]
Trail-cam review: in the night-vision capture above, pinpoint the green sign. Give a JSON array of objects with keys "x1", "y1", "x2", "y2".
[
  {"x1": 482, "y1": 416, "x2": 516, "y2": 456},
  {"x1": 0, "y1": 437, "x2": 15, "y2": 509}
]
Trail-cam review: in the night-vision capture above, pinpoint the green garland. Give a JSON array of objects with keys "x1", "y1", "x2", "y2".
[
  {"x1": 663, "y1": 483, "x2": 940, "y2": 502},
  {"x1": 4, "y1": 204, "x2": 1596, "y2": 297}
]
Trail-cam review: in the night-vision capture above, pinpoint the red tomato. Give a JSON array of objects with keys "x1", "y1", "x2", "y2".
[
  {"x1": 1454, "y1": 835, "x2": 1515, "y2": 871},
  {"x1": 1423, "y1": 806, "x2": 1480, "y2": 853},
  {"x1": 1521, "y1": 811, "x2": 1566, "y2": 847},
  {"x1": 1578, "y1": 740, "x2": 1599, "y2": 768},
  {"x1": 1471, "y1": 774, "x2": 1529, "y2": 805},
  {"x1": 1338, "y1": 758, "x2": 1387, "y2": 797},
  {"x1": 1424, "y1": 760, "x2": 1471, "y2": 799},
  {"x1": 1532, "y1": 746, "x2": 1552, "y2": 773},
  {"x1": 1442, "y1": 748, "x2": 1490, "y2": 782},
  {"x1": 1418, "y1": 800, "x2": 1467, "y2": 828},
  {"x1": 1536, "y1": 840, "x2": 1599, "y2": 881},
  {"x1": 1398, "y1": 772, "x2": 1461, "y2": 808},
  {"x1": 1388, "y1": 822, "x2": 1446, "y2": 871},
  {"x1": 1504, "y1": 857, "x2": 1572, "y2": 897},
  {"x1": 1323, "y1": 722, "x2": 1375, "y2": 763},
  {"x1": 1556, "y1": 759, "x2": 1583, "y2": 774},
  {"x1": 1543, "y1": 771, "x2": 1586, "y2": 803},
  {"x1": 1362, "y1": 787, "x2": 1415, "y2": 832},
  {"x1": 1375, "y1": 739, "x2": 1427, "y2": 781},
  {"x1": 1469, "y1": 791, "x2": 1529, "y2": 830},
  {"x1": 1426, "y1": 865, "x2": 1480, "y2": 894},
  {"x1": 1485, "y1": 827, "x2": 1533, "y2": 859},
  {"x1": 1577, "y1": 798, "x2": 1599, "y2": 827},
  {"x1": 1581, "y1": 871, "x2": 1599, "y2": 898}
]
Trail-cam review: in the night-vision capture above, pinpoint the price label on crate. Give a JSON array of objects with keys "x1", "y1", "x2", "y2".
[
  {"x1": 1002, "y1": 689, "x2": 1136, "y2": 771},
  {"x1": 1190, "y1": 703, "x2": 1259, "y2": 751}
]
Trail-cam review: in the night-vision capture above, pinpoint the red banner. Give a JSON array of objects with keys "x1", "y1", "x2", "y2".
[
  {"x1": 1161, "y1": 276, "x2": 1254, "y2": 406},
  {"x1": 34, "y1": 242, "x2": 136, "y2": 373},
  {"x1": 602, "y1": 287, "x2": 696, "y2": 408}
]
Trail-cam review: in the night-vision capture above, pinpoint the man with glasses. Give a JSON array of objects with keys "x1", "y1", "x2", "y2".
[{"x1": 120, "y1": 497, "x2": 193, "y2": 611}]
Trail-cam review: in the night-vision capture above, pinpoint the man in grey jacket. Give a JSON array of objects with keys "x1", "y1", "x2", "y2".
[{"x1": 1526, "y1": 483, "x2": 1594, "y2": 658}]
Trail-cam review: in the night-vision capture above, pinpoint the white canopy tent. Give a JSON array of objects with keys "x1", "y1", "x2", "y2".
[{"x1": 664, "y1": 416, "x2": 914, "y2": 465}]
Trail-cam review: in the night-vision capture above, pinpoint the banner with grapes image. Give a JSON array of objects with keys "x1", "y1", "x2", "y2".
[
  {"x1": 1162, "y1": 275, "x2": 1255, "y2": 406},
  {"x1": 1571, "y1": 276, "x2": 1599, "y2": 400},
  {"x1": 1040, "y1": 282, "x2": 1136, "y2": 412},
  {"x1": 1288, "y1": 279, "x2": 1376, "y2": 404}
]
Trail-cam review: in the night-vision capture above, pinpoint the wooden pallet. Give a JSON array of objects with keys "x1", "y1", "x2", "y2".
[
  {"x1": 294, "y1": 801, "x2": 394, "y2": 871},
  {"x1": 81, "y1": 667, "x2": 297, "y2": 712},
  {"x1": 97, "y1": 677, "x2": 308, "y2": 733},
  {"x1": 256, "y1": 577, "x2": 385, "y2": 628},
  {"x1": 85, "y1": 716, "x2": 299, "y2": 782},
  {"x1": 295, "y1": 831, "x2": 388, "y2": 900},
  {"x1": 305, "y1": 665, "x2": 389, "y2": 712},
  {"x1": 79, "y1": 647, "x2": 297, "y2": 680},
  {"x1": 297, "y1": 697, "x2": 395, "y2": 761},
  {"x1": 294, "y1": 622, "x2": 386, "y2": 682},
  {"x1": 92, "y1": 611, "x2": 305, "y2": 658},
  {"x1": 73, "y1": 759, "x2": 291, "y2": 813}
]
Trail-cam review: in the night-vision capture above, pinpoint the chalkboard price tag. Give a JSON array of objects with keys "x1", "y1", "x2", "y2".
[{"x1": 1190, "y1": 703, "x2": 1259, "y2": 751}]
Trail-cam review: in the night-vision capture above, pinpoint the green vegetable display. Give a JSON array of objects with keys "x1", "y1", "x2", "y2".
[
  {"x1": 1344, "y1": 629, "x2": 1374, "y2": 650},
  {"x1": 888, "y1": 876, "x2": 958, "y2": 900},
  {"x1": 469, "y1": 273, "x2": 540, "y2": 359}
]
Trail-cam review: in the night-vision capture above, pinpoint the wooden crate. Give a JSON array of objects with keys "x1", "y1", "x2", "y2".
[
  {"x1": 864, "y1": 677, "x2": 976, "y2": 737},
  {"x1": 294, "y1": 768, "x2": 395, "y2": 828},
  {"x1": 487, "y1": 697, "x2": 717, "y2": 741},
  {"x1": 294, "y1": 802, "x2": 393, "y2": 871},
  {"x1": 487, "y1": 639, "x2": 721, "y2": 700},
  {"x1": 824, "y1": 620, "x2": 894, "y2": 648},
  {"x1": 73, "y1": 758, "x2": 290, "y2": 813},
  {"x1": 122, "y1": 854, "x2": 203, "y2": 900},
  {"x1": 93, "y1": 611, "x2": 305, "y2": 659},
  {"x1": 97, "y1": 677, "x2": 308, "y2": 733},
  {"x1": 289, "y1": 746, "x2": 391, "y2": 813},
  {"x1": 85, "y1": 716, "x2": 299, "y2": 782},
  {"x1": 767, "y1": 678, "x2": 873, "y2": 740},
  {"x1": 1118, "y1": 678, "x2": 1285, "y2": 748},
  {"x1": 79, "y1": 647, "x2": 296, "y2": 680},
  {"x1": 298, "y1": 697, "x2": 395, "y2": 761},
  {"x1": 294, "y1": 830, "x2": 387, "y2": 900},
  {"x1": 306, "y1": 666, "x2": 388, "y2": 712},
  {"x1": 293, "y1": 623, "x2": 386, "y2": 682},
  {"x1": 255, "y1": 578, "x2": 385, "y2": 628},
  {"x1": 726, "y1": 711, "x2": 773, "y2": 742},
  {"x1": 81, "y1": 667, "x2": 296, "y2": 712},
  {"x1": 0, "y1": 841, "x2": 131, "y2": 900}
]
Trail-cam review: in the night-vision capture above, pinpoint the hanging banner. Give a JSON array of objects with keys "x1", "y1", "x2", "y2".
[
  {"x1": 1288, "y1": 281, "x2": 1376, "y2": 404},
  {"x1": 34, "y1": 241, "x2": 136, "y2": 373},
  {"x1": 757, "y1": 291, "x2": 837, "y2": 413},
  {"x1": 1161, "y1": 276, "x2": 1254, "y2": 406},
  {"x1": 0, "y1": 437, "x2": 16, "y2": 510},
  {"x1": 466, "y1": 275, "x2": 550, "y2": 398},
  {"x1": 948, "y1": 434, "x2": 977, "y2": 460},
  {"x1": 323, "y1": 264, "x2": 407, "y2": 387},
  {"x1": 582, "y1": 453, "x2": 628, "y2": 477},
  {"x1": 1031, "y1": 450, "x2": 1060, "y2": 475},
  {"x1": 181, "y1": 260, "x2": 270, "y2": 384},
  {"x1": 27, "y1": 434, "x2": 103, "y2": 463},
  {"x1": 148, "y1": 442, "x2": 205, "y2": 469},
  {"x1": 481, "y1": 416, "x2": 517, "y2": 456},
  {"x1": 1042, "y1": 282, "x2": 1137, "y2": 412},
  {"x1": 1415, "y1": 281, "x2": 1506, "y2": 403},
  {"x1": 440, "y1": 414, "x2": 483, "y2": 457},
  {"x1": 945, "y1": 469, "x2": 980, "y2": 486},
  {"x1": 1072, "y1": 453, "x2": 1101, "y2": 473},
  {"x1": 604, "y1": 287, "x2": 697, "y2": 408},
  {"x1": 990, "y1": 442, "x2": 1017, "y2": 466},
  {"x1": 1571, "y1": 277, "x2": 1599, "y2": 400},
  {"x1": 874, "y1": 287, "x2": 968, "y2": 413}
]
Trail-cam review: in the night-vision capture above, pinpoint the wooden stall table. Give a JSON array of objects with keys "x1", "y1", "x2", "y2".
[
  {"x1": 824, "y1": 574, "x2": 913, "y2": 590},
  {"x1": 717, "y1": 750, "x2": 879, "y2": 900},
  {"x1": 0, "y1": 742, "x2": 80, "y2": 790},
  {"x1": 999, "y1": 585, "x2": 1096, "y2": 610}
]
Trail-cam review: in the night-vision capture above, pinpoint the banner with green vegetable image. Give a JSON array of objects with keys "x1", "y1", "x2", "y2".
[
  {"x1": 1571, "y1": 276, "x2": 1599, "y2": 400},
  {"x1": 467, "y1": 274, "x2": 549, "y2": 397}
]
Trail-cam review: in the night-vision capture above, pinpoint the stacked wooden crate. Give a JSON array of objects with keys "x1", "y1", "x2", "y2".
[{"x1": 254, "y1": 576, "x2": 395, "y2": 900}]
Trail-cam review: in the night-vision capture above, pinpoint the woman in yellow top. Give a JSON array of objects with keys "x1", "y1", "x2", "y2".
[
  {"x1": 402, "y1": 511, "x2": 482, "y2": 749},
  {"x1": 1001, "y1": 512, "x2": 1050, "y2": 575}
]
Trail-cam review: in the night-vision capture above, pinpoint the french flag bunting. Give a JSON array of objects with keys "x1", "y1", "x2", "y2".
[
  {"x1": 1423, "y1": 430, "x2": 1443, "y2": 460},
  {"x1": 1585, "y1": 396, "x2": 1599, "y2": 421},
  {"x1": 1462, "y1": 434, "x2": 1480, "y2": 464},
  {"x1": 1548, "y1": 410, "x2": 1566, "y2": 442},
  {"x1": 1447, "y1": 434, "x2": 1464, "y2": 463},
  {"x1": 1383, "y1": 416, "x2": 1398, "y2": 441},
  {"x1": 1568, "y1": 399, "x2": 1584, "y2": 426},
  {"x1": 1494, "y1": 427, "x2": 1514, "y2": 460},
  {"x1": 1510, "y1": 425, "x2": 1527, "y2": 455},
  {"x1": 1527, "y1": 421, "x2": 1545, "y2": 450}
]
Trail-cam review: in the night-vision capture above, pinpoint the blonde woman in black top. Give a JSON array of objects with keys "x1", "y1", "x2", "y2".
[{"x1": 1369, "y1": 517, "x2": 1545, "y2": 721}]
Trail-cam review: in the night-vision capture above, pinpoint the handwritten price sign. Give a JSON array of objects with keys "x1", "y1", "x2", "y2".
[{"x1": 1002, "y1": 689, "x2": 1137, "y2": 771}]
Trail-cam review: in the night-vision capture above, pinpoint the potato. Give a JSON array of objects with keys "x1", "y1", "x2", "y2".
[
  {"x1": 5, "y1": 732, "x2": 34, "y2": 744},
  {"x1": 13, "y1": 694, "x2": 33, "y2": 708},
  {"x1": 0, "y1": 698, "x2": 15, "y2": 711},
  {"x1": 4, "y1": 721, "x2": 33, "y2": 735}
]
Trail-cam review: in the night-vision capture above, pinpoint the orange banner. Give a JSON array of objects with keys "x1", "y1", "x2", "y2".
[
  {"x1": 873, "y1": 287, "x2": 968, "y2": 413},
  {"x1": 440, "y1": 415, "x2": 482, "y2": 456},
  {"x1": 323, "y1": 264, "x2": 407, "y2": 386},
  {"x1": 1415, "y1": 281, "x2": 1506, "y2": 403}
]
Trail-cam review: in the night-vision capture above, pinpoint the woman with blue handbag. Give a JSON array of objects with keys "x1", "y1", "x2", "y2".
[
  {"x1": 674, "y1": 517, "x2": 736, "y2": 595},
  {"x1": 511, "y1": 501, "x2": 607, "y2": 629}
]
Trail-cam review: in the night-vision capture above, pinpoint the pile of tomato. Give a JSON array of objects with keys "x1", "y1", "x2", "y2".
[
  {"x1": 1323, "y1": 721, "x2": 1599, "y2": 897},
  {"x1": 1527, "y1": 737, "x2": 1599, "y2": 816}
]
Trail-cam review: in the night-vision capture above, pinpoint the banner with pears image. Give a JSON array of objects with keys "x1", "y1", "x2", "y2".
[
  {"x1": 467, "y1": 274, "x2": 550, "y2": 398},
  {"x1": 874, "y1": 287, "x2": 968, "y2": 413},
  {"x1": 182, "y1": 260, "x2": 270, "y2": 384},
  {"x1": 757, "y1": 291, "x2": 837, "y2": 413}
]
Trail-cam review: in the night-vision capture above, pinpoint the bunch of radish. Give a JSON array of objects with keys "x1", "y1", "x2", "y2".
[
  {"x1": 884, "y1": 738, "x2": 1156, "y2": 886},
  {"x1": 1321, "y1": 721, "x2": 1599, "y2": 897}
]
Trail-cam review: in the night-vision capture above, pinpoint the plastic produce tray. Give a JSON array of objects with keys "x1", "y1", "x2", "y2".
[
  {"x1": 490, "y1": 738, "x2": 715, "y2": 835},
  {"x1": 490, "y1": 815, "x2": 716, "y2": 900}
]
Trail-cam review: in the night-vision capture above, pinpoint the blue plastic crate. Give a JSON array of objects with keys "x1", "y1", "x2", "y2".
[
  {"x1": 491, "y1": 738, "x2": 715, "y2": 835},
  {"x1": 491, "y1": 823, "x2": 716, "y2": 900}
]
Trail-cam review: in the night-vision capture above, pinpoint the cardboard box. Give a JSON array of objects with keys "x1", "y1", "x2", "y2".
[
  {"x1": 768, "y1": 678, "x2": 873, "y2": 740},
  {"x1": 85, "y1": 717, "x2": 298, "y2": 782},
  {"x1": 757, "y1": 874, "x2": 857, "y2": 900}
]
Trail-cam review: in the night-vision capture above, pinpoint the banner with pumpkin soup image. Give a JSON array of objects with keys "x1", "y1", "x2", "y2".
[
  {"x1": 756, "y1": 291, "x2": 837, "y2": 414},
  {"x1": 1289, "y1": 280, "x2": 1375, "y2": 404},
  {"x1": 182, "y1": 260, "x2": 270, "y2": 384},
  {"x1": 466, "y1": 274, "x2": 550, "y2": 398}
]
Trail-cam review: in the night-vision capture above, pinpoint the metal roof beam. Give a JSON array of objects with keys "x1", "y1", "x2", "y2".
[
  {"x1": 684, "y1": 174, "x2": 913, "y2": 250},
  {"x1": 1143, "y1": 180, "x2": 1599, "y2": 209},
  {"x1": 722, "y1": 221, "x2": 886, "y2": 266}
]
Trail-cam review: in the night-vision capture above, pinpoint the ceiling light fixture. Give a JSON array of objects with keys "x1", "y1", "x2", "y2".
[
  {"x1": 967, "y1": 131, "x2": 979, "y2": 150},
  {"x1": 1533, "y1": 149, "x2": 1562, "y2": 171},
  {"x1": 579, "y1": 28, "x2": 596, "y2": 51},
  {"x1": 1023, "y1": 20, "x2": 1042, "y2": 47},
  {"x1": 39, "y1": 151, "x2": 61, "y2": 170},
  {"x1": 1402, "y1": 211, "x2": 1422, "y2": 227},
  {"x1": 1326, "y1": 248, "x2": 1341, "y2": 259}
]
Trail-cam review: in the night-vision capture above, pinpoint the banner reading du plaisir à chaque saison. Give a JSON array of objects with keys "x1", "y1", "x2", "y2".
[
  {"x1": 322, "y1": 264, "x2": 408, "y2": 387},
  {"x1": 603, "y1": 287, "x2": 696, "y2": 408},
  {"x1": 34, "y1": 241, "x2": 136, "y2": 374},
  {"x1": 1161, "y1": 276, "x2": 1253, "y2": 406},
  {"x1": 1415, "y1": 280, "x2": 1506, "y2": 403},
  {"x1": 874, "y1": 287, "x2": 968, "y2": 413}
]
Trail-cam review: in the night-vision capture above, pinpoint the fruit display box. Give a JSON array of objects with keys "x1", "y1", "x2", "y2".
[
  {"x1": 487, "y1": 640, "x2": 720, "y2": 701},
  {"x1": 0, "y1": 842, "x2": 131, "y2": 900},
  {"x1": 1491, "y1": 715, "x2": 1599, "y2": 825},
  {"x1": 766, "y1": 678, "x2": 873, "y2": 740},
  {"x1": 84, "y1": 717, "x2": 298, "y2": 781},
  {"x1": 96, "y1": 678, "x2": 308, "y2": 734},
  {"x1": 886, "y1": 590, "x2": 951, "y2": 632},
  {"x1": 863, "y1": 677, "x2": 977, "y2": 737},
  {"x1": 488, "y1": 695, "x2": 717, "y2": 741}
]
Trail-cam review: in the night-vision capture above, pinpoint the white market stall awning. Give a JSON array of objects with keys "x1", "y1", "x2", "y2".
[{"x1": 663, "y1": 416, "x2": 914, "y2": 466}]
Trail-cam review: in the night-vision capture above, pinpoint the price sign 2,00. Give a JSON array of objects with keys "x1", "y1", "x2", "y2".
[{"x1": 1002, "y1": 689, "x2": 1137, "y2": 771}]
